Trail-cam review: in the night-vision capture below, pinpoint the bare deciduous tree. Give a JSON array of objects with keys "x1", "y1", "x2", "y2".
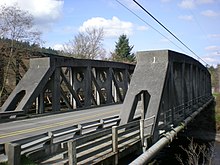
[
  {"x1": 0, "y1": 4, "x2": 42, "y2": 43},
  {"x1": 176, "y1": 138, "x2": 213, "y2": 165},
  {"x1": 0, "y1": 4, "x2": 42, "y2": 105},
  {"x1": 63, "y1": 28, "x2": 106, "y2": 59}
]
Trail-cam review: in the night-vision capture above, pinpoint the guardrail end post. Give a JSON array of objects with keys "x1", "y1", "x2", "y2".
[{"x1": 5, "y1": 143, "x2": 21, "y2": 165}]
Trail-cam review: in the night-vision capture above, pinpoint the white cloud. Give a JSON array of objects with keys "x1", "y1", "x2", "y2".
[
  {"x1": 202, "y1": 53, "x2": 220, "y2": 66},
  {"x1": 197, "y1": 0, "x2": 214, "y2": 4},
  {"x1": 79, "y1": 16, "x2": 134, "y2": 38},
  {"x1": 204, "y1": 52, "x2": 220, "y2": 59},
  {"x1": 178, "y1": 15, "x2": 193, "y2": 21},
  {"x1": 201, "y1": 10, "x2": 219, "y2": 17},
  {"x1": 178, "y1": 0, "x2": 214, "y2": 9},
  {"x1": 0, "y1": 0, "x2": 64, "y2": 30},
  {"x1": 53, "y1": 44, "x2": 64, "y2": 51},
  {"x1": 205, "y1": 45, "x2": 220, "y2": 51},
  {"x1": 160, "y1": 0, "x2": 172, "y2": 2},
  {"x1": 203, "y1": 47, "x2": 220, "y2": 65},
  {"x1": 208, "y1": 34, "x2": 220, "y2": 39},
  {"x1": 178, "y1": 0, "x2": 195, "y2": 9},
  {"x1": 136, "y1": 26, "x2": 148, "y2": 31},
  {"x1": 203, "y1": 57, "x2": 218, "y2": 63},
  {"x1": 160, "y1": 38, "x2": 170, "y2": 43}
]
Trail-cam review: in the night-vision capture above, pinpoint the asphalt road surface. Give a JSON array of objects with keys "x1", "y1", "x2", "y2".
[{"x1": 0, "y1": 104, "x2": 122, "y2": 144}]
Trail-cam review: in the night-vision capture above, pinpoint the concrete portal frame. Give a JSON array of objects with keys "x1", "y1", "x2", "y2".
[
  {"x1": 1, "y1": 57, "x2": 135, "y2": 115},
  {"x1": 119, "y1": 50, "x2": 212, "y2": 142}
]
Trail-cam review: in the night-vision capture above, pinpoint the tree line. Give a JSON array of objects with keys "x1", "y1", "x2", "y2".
[
  {"x1": 61, "y1": 28, "x2": 135, "y2": 63},
  {"x1": 208, "y1": 65, "x2": 220, "y2": 93}
]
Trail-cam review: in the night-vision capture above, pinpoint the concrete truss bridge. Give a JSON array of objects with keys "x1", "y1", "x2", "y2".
[{"x1": 0, "y1": 50, "x2": 213, "y2": 165}]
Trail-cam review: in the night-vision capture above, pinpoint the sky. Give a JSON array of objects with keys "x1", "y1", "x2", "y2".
[{"x1": 0, "y1": 0, "x2": 220, "y2": 66}]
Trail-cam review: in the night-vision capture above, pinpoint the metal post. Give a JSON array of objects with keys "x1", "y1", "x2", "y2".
[
  {"x1": 112, "y1": 126, "x2": 118, "y2": 165},
  {"x1": 36, "y1": 92, "x2": 44, "y2": 114},
  {"x1": 141, "y1": 94, "x2": 145, "y2": 120},
  {"x1": 106, "y1": 68, "x2": 113, "y2": 104},
  {"x1": 6, "y1": 143, "x2": 21, "y2": 165},
  {"x1": 52, "y1": 68, "x2": 61, "y2": 112},
  {"x1": 68, "y1": 140, "x2": 77, "y2": 165},
  {"x1": 130, "y1": 124, "x2": 183, "y2": 165},
  {"x1": 85, "y1": 66, "x2": 92, "y2": 107},
  {"x1": 140, "y1": 119, "x2": 145, "y2": 152},
  {"x1": 69, "y1": 67, "x2": 76, "y2": 109},
  {"x1": 130, "y1": 97, "x2": 213, "y2": 165}
]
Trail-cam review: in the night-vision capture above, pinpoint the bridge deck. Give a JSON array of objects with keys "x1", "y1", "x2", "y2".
[{"x1": 0, "y1": 104, "x2": 122, "y2": 144}]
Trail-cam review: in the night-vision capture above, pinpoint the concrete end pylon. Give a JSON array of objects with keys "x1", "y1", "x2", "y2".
[{"x1": 120, "y1": 50, "x2": 169, "y2": 126}]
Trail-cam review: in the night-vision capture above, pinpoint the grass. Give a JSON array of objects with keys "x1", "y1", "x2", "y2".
[
  {"x1": 214, "y1": 93, "x2": 220, "y2": 132},
  {"x1": 0, "y1": 155, "x2": 36, "y2": 165},
  {"x1": 0, "y1": 162, "x2": 7, "y2": 165}
]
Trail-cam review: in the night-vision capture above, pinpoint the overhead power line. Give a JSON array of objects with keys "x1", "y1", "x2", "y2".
[
  {"x1": 115, "y1": 0, "x2": 186, "y2": 53},
  {"x1": 132, "y1": 0, "x2": 208, "y2": 66}
]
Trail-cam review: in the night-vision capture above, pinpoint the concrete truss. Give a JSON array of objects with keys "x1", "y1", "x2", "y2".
[
  {"x1": 1, "y1": 57, "x2": 134, "y2": 115},
  {"x1": 119, "y1": 50, "x2": 212, "y2": 141}
]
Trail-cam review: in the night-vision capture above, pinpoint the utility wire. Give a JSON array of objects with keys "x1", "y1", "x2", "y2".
[
  {"x1": 133, "y1": 0, "x2": 209, "y2": 66},
  {"x1": 115, "y1": 0, "x2": 187, "y2": 54}
]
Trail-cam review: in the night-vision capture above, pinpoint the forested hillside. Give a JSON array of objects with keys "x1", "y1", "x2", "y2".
[
  {"x1": 208, "y1": 65, "x2": 220, "y2": 93},
  {"x1": 0, "y1": 38, "x2": 61, "y2": 105}
]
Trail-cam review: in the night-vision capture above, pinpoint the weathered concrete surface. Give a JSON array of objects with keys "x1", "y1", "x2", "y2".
[
  {"x1": 120, "y1": 50, "x2": 169, "y2": 131},
  {"x1": 1, "y1": 58, "x2": 53, "y2": 112},
  {"x1": 120, "y1": 49, "x2": 212, "y2": 143},
  {"x1": 1, "y1": 56, "x2": 135, "y2": 115}
]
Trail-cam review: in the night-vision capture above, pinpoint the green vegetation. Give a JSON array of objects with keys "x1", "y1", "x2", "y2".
[
  {"x1": 111, "y1": 34, "x2": 135, "y2": 63},
  {"x1": 20, "y1": 155, "x2": 37, "y2": 165},
  {"x1": 0, "y1": 37, "x2": 61, "y2": 106},
  {"x1": 0, "y1": 155, "x2": 36, "y2": 165},
  {"x1": 215, "y1": 93, "x2": 220, "y2": 132},
  {"x1": 208, "y1": 66, "x2": 220, "y2": 93}
]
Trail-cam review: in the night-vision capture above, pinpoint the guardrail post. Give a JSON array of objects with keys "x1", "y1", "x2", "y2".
[
  {"x1": 76, "y1": 124, "x2": 82, "y2": 135},
  {"x1": 98, "y1": 119, "x2": 104, "y2": 129},
  {"x1": 112, "y1": 126, "x2": 118, "y2": 165},
  {"x1": 68, "y1": 140, "x2": 77, "y2": 165},
  {"x1": 5, "y1": 143, "x2": 21, "y2": 165},
  {"x1": 140, "y1": 119, "x2": 145, "y2": 152},
  {"x1": 48, "y1": 131, "x2": 54, "y2": 154}
]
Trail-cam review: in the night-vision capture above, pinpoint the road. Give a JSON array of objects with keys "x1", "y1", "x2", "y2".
[{"x1": 0, "y1": 104, "x2": 122, "y2": 144}]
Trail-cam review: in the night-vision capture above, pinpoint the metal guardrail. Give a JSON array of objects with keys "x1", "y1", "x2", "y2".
[
  {"x1": 3, "y1": 115, "x2": 121, "y2": 165},
  {"x1": 160, "y1": 95, "x2": 212, "y2": 130},
  {"x1": 130, "y1": 97, "x2": 214, "y2": 165},
  {"x1": 67, "y1": 116, "x2": 155, "y2": 165}
]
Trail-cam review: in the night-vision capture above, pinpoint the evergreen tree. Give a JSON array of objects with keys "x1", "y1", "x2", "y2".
[{"x1": 112, "y1": 34, "x2": 135, "y2": 63}]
